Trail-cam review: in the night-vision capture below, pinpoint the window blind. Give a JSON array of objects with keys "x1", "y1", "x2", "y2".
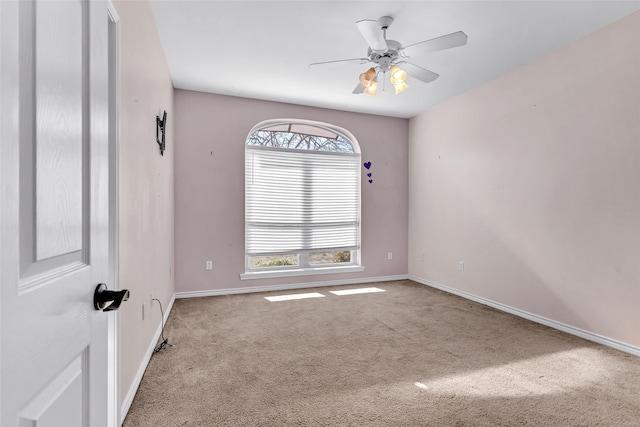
[{"x1": 245, "y1": 146, "x2": 360, "y2": 256}]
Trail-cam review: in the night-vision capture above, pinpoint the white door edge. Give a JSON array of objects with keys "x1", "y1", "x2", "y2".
[
  {"x1": 107, "y1": 1, "x2": 120, "y2": 426},
  {"x1": 0, "y1": 2, "x2": 4, "y2": 422}
]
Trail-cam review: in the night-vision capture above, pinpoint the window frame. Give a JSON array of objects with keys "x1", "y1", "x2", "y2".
[{"x1": 242, "y1": 119, "x2": 363, "y2": 279}]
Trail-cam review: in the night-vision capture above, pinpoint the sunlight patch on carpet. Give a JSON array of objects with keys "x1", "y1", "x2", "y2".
[
  {"x1": 330, "y1": 287, "x2": 386, "y2": 296},
  {"x1": 415, "y1": 348, "x2": 608, "y2": 397},
  {"x1": 265, "y1": 292, "x2": 325, "y2": 302}
]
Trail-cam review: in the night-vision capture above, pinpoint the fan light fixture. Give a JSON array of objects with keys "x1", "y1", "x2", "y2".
[
  {"x1": 390, "y1": 65, "x2": 409, "y2": 94},
  {"x1": 359, "y1": 65, "x2": 409, "y2": 96},
  {"x1": 359, "y1": 68, "x2": 376, "y2": 88},
  {"x1": 363, "y1": 79, "x2": 378, "y2": 96}
]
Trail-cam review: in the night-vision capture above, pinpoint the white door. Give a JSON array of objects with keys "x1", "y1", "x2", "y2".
[{"x1": 1, "y1": 0, "x2": 112, "y2": 426}]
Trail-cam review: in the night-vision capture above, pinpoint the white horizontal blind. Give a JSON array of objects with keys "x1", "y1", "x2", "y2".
[{"x1": 246, "y1": 146, "x2": 360, "y2": 256}]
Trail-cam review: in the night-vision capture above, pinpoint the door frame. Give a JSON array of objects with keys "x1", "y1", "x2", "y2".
[{"x1": 107, "y1": 1, "x2": 121, "y2": 425}]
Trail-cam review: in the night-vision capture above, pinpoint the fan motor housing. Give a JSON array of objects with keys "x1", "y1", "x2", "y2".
[{"x1": 368, "y1": 39, "x2": 402, "y2": 70}]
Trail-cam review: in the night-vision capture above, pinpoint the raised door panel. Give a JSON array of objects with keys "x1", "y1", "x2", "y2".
[
  {"x1": 34, "y1": 0, "x2": 84, "y2": 261},
  {"x1": 19, "y1": 0, "x2": 86, "y2": 292}
]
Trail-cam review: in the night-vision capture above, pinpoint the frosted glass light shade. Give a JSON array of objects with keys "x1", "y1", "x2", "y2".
[
  {"x1": 359, "y1": 68, "x2": 376, "y2": 87},
  {"x1": 390, "y1": 65, "x2": 407, "y2": 83},
  {"x1": 364, "y1": 80, "x2": 378, "y2": 96},
  {"x1": 393, "y1": 81, "x2": 409, "y2": 94}
]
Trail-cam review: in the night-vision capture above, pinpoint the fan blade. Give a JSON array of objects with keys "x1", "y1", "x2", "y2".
[
  {"x1": 309, "y1": 58, "x2": 370, "y2": 67},
  {"x1": 397, "y1": 62, "x2": 439, "y2": 84},
  {"x1": 352, "y1": 84, "x2": 365, "y2": 94},
  {"x1": 401, "y1": 31, "x2": 468, "y2": 58},
  {"x1": 355, "y1": 19, "x2": 387, "y2": 52}
]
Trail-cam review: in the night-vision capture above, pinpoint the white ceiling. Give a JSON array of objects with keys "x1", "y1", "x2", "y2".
[{"x1": 150, "y1": 1, "x2": 640, "y2": 119}]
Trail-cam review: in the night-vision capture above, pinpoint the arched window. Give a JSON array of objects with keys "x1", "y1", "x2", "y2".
[{"x1": 244, "y1": 120, "x2": 361, "y2": 276}]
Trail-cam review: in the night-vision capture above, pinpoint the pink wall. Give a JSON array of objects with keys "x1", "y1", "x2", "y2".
[
  {"x1": 174, "y1": 90, "x2": 408, "y2": 292},
  {"x1": 408, "y1": 12, "x2": 640, "y2": 348},
  {"x1": 113, "y1": 0, "x2": 175, "y2": 409}
]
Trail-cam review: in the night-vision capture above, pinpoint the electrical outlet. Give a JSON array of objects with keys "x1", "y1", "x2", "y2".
[
  {"x1": 388, "y1": 252, "x2": 393, "y2": 260},
  {"x1": 458, "y1": 261, "x2": 464, "y2": 271},
  {"x1": 206, "y1": 260, "x2": 213, "y2": 270}
]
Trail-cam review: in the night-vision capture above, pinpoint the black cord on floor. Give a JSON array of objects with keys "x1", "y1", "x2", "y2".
[{"x1": 153, "y1": 298, "x2": 171, "y2": 353}]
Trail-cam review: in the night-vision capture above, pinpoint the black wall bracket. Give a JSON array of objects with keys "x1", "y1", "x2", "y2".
[{"x1": 156, "y1": 110, "x2": 167, "y2": 156}]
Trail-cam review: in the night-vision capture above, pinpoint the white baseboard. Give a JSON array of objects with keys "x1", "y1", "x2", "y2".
[
  {"x1": 175, "y1": 275, "x2": 410, "y2": 299},
  {"x1": 120, "y1": 293, "x2": 176, "y2": 425},
  {"x1": 409, "y1": 275, "x2": 640, "y2": 357}
]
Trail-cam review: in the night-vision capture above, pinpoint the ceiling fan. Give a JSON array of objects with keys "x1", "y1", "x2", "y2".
[{"x1": 309, "y1": 16, "x2": 467, "y2": 96}]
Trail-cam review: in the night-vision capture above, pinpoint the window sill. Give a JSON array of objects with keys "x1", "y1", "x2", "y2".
[{"x1": 240, "y1": 265, "x2": 365, "y2": 281}]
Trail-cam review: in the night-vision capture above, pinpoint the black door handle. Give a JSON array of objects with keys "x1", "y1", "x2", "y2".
[{"x1": 94, "y1": 283, "x2": 130, "y2": 312}]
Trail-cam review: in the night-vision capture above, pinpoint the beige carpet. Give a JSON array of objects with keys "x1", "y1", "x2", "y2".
[{"x1": 123, "y1": 280, "x2": 640, "y2": 426}]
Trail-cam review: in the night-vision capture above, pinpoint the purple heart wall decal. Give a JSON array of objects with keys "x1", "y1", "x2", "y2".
[
  {"x1": 367, "y1": 173, "x2": 372, "y2": 177},
  {"x1": 363, "y1": 161, "x2": 371, "y2": 169},
  {"x1": 368, "y1": 179, "x2": 373, "y2": 184}
]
